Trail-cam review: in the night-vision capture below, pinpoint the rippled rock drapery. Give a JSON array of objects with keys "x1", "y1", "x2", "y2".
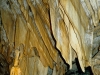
[{"x1": 0, "y1": 0, "x2": 100, "y2": 75}]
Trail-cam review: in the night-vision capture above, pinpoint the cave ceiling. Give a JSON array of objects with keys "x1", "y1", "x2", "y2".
[{"x1": 0, "y1": 0, "x2": 100, "y2": 75}]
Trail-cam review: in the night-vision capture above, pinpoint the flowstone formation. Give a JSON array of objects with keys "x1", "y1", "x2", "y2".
[{"x1": 0, "y1": 0, "x2": 100, "y2": 75}]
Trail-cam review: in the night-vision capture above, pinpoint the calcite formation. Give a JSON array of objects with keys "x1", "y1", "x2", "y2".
[{"x1": 0, "y1": 0, "x2": 100, "y2": 75}]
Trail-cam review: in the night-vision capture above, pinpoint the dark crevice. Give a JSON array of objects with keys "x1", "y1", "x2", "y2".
[
  {"x1": 65, "y1": 58, "x2": 93, "y2": 75},
  {"x1": 0, "y1": 54, "x2": 10, "y2": 75}
]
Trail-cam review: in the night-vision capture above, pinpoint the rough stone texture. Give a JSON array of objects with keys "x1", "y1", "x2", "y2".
[
  {"x1": 0, "y1": 0, "x2": 100, "y2": 75},
  {"x1": 0, "y1": 54, "x2": 9, "y2": 75},
  {"x1": 92, "y1": 51, "x2": 100, "y2": 75}
]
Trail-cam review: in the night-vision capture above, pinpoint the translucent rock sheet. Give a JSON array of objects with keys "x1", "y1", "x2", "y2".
[{"x1": 49, "y1": 0, "x2": 91, "y2": 72}]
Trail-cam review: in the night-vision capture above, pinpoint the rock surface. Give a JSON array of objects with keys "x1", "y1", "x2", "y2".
[{"x1": 0, "y1": 0, "x2": 100, "y2": 75}]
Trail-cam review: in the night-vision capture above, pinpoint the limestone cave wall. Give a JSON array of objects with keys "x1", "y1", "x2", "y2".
[{"x1": 0, "y1": 0, "x2": 100, "y2": 75}]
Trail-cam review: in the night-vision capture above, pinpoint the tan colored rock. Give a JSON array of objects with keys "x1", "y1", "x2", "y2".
[{"x1": 0, "y1": 0, "x2": 100, "y2": 75}]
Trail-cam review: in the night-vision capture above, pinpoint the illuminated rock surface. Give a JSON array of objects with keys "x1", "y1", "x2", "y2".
[{"x1": 0, "y1": 0, "x2": 100, "y2": 75}]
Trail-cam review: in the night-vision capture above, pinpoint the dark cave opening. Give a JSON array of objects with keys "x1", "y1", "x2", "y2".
[{"x1": 65, "y1": 58, "x2": 93, "y2": 75}]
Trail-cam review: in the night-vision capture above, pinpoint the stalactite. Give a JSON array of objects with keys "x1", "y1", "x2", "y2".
[
  {"x1": 0, "y1": 0, "x2": 100, "y2": 75},
  {"x1": 10, "y1": 49, "x2": 21, "y2": 75}
]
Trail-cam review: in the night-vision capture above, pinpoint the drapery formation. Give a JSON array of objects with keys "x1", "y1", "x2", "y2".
[
  {"x1": 1, "y1": 0, "x2": 99, "y2": 75},
  {"x1": 49, "y1": 0, "x2": 92, "y2": 72}
]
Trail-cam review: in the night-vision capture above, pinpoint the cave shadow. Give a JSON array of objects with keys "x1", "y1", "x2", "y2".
[{"x1": 65, "y1": 58, "x2": 93, "y2": 75}]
